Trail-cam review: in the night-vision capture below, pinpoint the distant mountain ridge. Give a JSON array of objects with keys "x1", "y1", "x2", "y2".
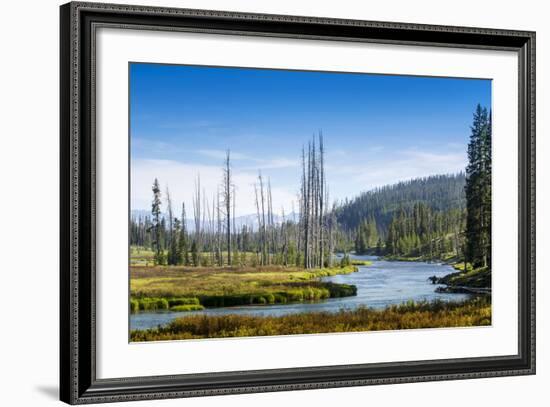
[
  {"x1": 334, "y1": 173, "x2": 466, "y2": 235},
  {"x1": 132, "y1": 173, "x2": 466, "y2": 236},
  {"x1": 130, "y1": 210, "x2": 297, "y2": 233}
]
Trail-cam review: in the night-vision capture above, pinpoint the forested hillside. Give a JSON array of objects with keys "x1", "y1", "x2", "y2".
[{"x1": 334, "y1": 173, "x2": 466, "y2": 237}]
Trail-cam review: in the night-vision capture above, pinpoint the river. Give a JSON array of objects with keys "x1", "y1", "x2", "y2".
[{"x1": 130, "y1": 255, "x2": 471, "y2": 331}]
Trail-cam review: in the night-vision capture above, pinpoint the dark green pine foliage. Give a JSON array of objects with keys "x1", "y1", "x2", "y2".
[
  {"x1": 465, "y1": 105, "x2": 492, "y2": 268},
  {"x1": 172, "y1": 217, "x2": 181, "y2": 264},
  {"x1": 384, "y1": 203, "x2": 464, "y2": 259},
  {"x1": 167, "y1": 223, "x2": 179, "y2": 265},
  {"x1": 354, "y1": 218, "x2": 378, "y2": 254},
  {"x1": 130, "y1": 215, "x2": 152, "y2": 248},
  {"x1": 190, "y1": 240, "x2": 199, "y2": 267},
  {"x1": 177, "y1": 202, "x2": 189, "y2": 265},
  {"x1": 335, "y1": 173, "x2": 466, "y2": 236},
  {"x1": 151, "y1": 178, "x2": 164, "y2": 265}
]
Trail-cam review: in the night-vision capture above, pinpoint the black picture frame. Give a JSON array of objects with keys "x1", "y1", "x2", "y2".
[{"x1": 60, "y1": 1, "x2": 536, "y2": 404}]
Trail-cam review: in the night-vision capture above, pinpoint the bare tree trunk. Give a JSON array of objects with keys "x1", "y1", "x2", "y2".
[
  {"x1": 259, "y1": 172, "x2": 267, "y2": 265},
  {"x1": 201, "y1": 190, "x2": 207, "y2": 265},
  {"x1": 254, "y1": 182, "x2": 262, "y2": 265},
  {"x1": 193, "y1": 175, "x2": 202, "y2": 265},
  {"x1": 205, "y1": 194, "x2": 213, "y2": 265},
  {"x1": 319, "y1": 132, "x2": 325, "y2": 268},
  {"x1": 267, "y1": 178, "x2": 275, "y2": 264},
  {"x1": 223, "y1": 151, "x2": 232, "y2": 265},
  {"x1": 303, "y1": 146, "x2": 310, "y2": 268},
  {"x1": 165, "y1": 187, "x2": 174, "y2": 264},
  {"x1": 232, "y1": 184, "x2": 236, "y2": 263}
]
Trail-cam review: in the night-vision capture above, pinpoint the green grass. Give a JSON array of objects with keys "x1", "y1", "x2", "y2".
[
  {"x1": 133, "y1": 297, "x2": 170, "y2": 312},
  {"x1": 130, "y1": 264, "x2": 359, "y2": 309},
  {"x1": 383, "y1": 254, "x2": 424, "y2": 262},
  {"x1": 350, "y1": 260, "x2": 373, "y2": 266},
  {"x1": 130, "y1": 296, "x2": 205, "y2": 313},
  {"x1": 452, "y1": 262, "x2": 475, "y2": 272},
  {"x1": 130, "y1": 297, "x2": 491, "y2": 341},
  {"x1": 170, "y1": 304, "x2": 205, "y2": 312},
  {"x1": 438, "y1": 266, "x2": 491, "y2": 288},
  {"x1": 131, "y1": 246, "x2": 266, "y2": 266},
  {"x1": 130, "y1": 246, "x2": 162, "y2": 266},
  {"x1": 383, "y1": 249, "x2": 461, "y2": 263}
]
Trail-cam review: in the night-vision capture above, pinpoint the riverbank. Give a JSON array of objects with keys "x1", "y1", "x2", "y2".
[
  {"x1": 131, "y1": 296, "x2": 491, "y2": 341},
  {"x1": 434, "y1": 265, "x2": 491, "y2": 294},
  {"x1": 130, "y1": 264, "x2": 360, "y2": 312},
  {"x1": 380, "y1": 253, "x2": 491, "y2": 294}
]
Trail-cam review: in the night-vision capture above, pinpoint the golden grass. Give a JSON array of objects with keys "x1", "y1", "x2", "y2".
[
  {"x1": 130, "y1": 297, "x2": 491, "y2": 341},
  {"x1": 130, "y1": 264, "x2": 358, "y2": 298}
]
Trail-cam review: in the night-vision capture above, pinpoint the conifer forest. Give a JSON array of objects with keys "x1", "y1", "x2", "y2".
[{"x1": 129, "y1": 64, "x2": 492, "y2": 341}]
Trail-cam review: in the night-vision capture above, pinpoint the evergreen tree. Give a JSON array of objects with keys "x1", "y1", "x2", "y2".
[
  {"x1": 465, "y1": 105, "x2": 491, "y2": 268},
  {"x1": 151, "y1": 178, "x2": 164, "y2": 265},
  {"x1": 165, "y1": 188, "x2": 177, "y2": 265},
  {"x1": 178, "y1": 202, "x2": 189, "y2": 265},
  {"x1": 335, "y1": 173, "x2": 466, "y2": 235},
  {"x1": 173, "y1": 217, "x2": 181, "y2": 264},
  {"x1": 191, "y1": 240, "x2": 199, "y2": 267}
]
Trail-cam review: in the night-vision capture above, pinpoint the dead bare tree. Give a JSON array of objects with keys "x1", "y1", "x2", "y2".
[
  {"x1": 192, "y1": 175, "x2": 202, "y2": 265},
  {"x1": 319, "y1": 132, "x2": 325, "y2": 267},
  {"x1": 254, "y1": 182, "x2": 263, "y2": 265},
  {"x1": 221, "y1": 150, "x2": 233, "y2": 265},
  {"x1": 232, "y1": 184, "x2": 237, "y2": 264},
  {"x1": 258, "y1": 172, "x2": 267, "y2": 265},
  {"x1": 165, "y1": 187, "x2": 175, "y2": 265},
  {"x1": 267, "y1": 178, "x2": 276, "y2": 263},
  {"x1": 298, "y1": 132, "x2": 328, "y2": 269},
  {"x1": 216, "y1": 187, "x2": 223, "y2": 265}
]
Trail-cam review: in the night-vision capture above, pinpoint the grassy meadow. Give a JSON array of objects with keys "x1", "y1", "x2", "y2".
[
  {"x1": 130, "y1": 246, "x2": 360, "y2": 312},
  {"x1": 130, "y1": 245, "x2": 491, "y2": 341},
  {"x1": 130, "y1": 296, "x2": 491, "y2": 341}
]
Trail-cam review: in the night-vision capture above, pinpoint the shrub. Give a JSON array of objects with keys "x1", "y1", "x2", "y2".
[
  {"x1": 168, "y1": 297, "x2": 200, "y2": 307},
  {"x1": 170, "y1": 304, "x2": 204, "y2": 312},
  {"x1": 274, "y1": 293, "x2": 287, "y2": 304},
  {"x1": 139, "y1": 297, "x2": 169, "y2": 311},
  {"x1": 287, "y1": 289, "x2": 304, "y2": 302},
  {"x1": 340, "y1": 253, "x2": 351, "y2": 267},
  {"x1": 130, "y1": 297, "x2": 492, "y2": 341},
  {"x1": 130, "y1": 299, "x2": 139, "y2": 313}
]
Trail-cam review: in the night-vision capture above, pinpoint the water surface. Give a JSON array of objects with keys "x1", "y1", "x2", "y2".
[{"x1": 130, "y1": 255, "x2": 470, "y2": 330}]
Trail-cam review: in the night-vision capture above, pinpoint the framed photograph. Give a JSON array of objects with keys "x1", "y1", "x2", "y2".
[{"x1": 60, "y1": 1, "x2": 535, "y2": 404}]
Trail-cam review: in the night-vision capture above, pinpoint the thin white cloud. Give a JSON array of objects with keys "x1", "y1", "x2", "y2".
[
  {"x1": 194, "y1": 149, "x2": 297, "y2": 170},
  {"x1": 131, "y1": 159, "x2": 298, "y2": 220},
  {"x1": 328, "y1": 147, "x2": 466, "y2": 195},
  {"x1": 241, "y1": 157, "x2": 298, "y2": 171},
  {"x1": 132, "y1": 144, "x2": 467, "y2": 219},
  {"x1": 196, "y1": 149, "x2": 252, "y2": 161}
]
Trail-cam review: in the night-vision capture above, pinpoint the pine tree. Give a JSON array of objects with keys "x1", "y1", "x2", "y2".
[
  {"x1": 465, "y1": 105, "x2": 491, "y2": 268},
  {"x1": 151, "y1": 178, "x2": 163, "y2": 265},
  {"x1": 178, "y1": 202, "x2": 189, "y2": 265},
  {"x1": 190, "y1": 240, "x2": 198, "y2": 267},
  {"x1": 166, "y1": 188, "x2": 177, "y2": 265}
]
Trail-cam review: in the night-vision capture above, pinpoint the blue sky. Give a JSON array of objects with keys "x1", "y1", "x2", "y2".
[{"x1": 130, "y1": 63, "x2": 491, "y2": 218}]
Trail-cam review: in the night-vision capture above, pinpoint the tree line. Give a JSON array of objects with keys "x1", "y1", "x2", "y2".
[
  {"x1": 131, "y1": 104, "x2": 491, "y2": 268},
  {"x1": 131, "y1": 133, "x2": 347, "y2": 269},
  {"x1": 464, "y1": 105, "x2": 491, "y2": 268},
  {"x1": 348, "y1": 104, "x2": 491, "y2": 265},
  {"x1": 334, "y1": 173, "x2": 467, "y2": 236}
]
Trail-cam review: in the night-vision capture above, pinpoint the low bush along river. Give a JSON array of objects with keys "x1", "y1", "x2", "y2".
[{"x1": 130, "y1": 255, "x2": 471, "y2": 331}]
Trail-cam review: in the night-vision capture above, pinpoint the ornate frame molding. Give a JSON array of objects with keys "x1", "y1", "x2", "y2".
[{"x1": 60, "y1": 2, "x2": 535, "y2": 404}]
